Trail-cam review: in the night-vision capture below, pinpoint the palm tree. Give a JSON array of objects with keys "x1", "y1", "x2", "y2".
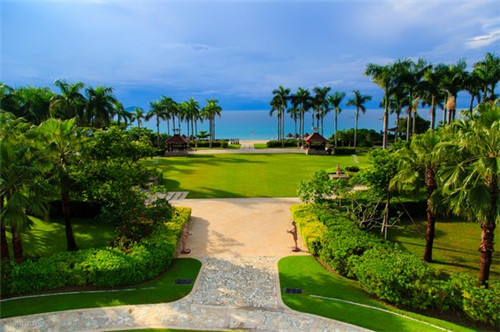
[
  {"x1": 16, "y1": 86, "x2": 53, "y2": 125},
  {"x1": 132, "y1": 107, "x2": 145, "y2": 130},
  {"x1": 50, "y1": 79, "x2": 86, "y2": 123},
  {"x1": 269, "y1": 103, "x2": 282, "y2": 142},
  {"x1": 291, "y1": 88, "x2": 312, "y2": 147},
  {"x1": 391, "y1": 130, "x2": 442, "y2": 262},
  {"x1": 286, "y1": 105, "x2": 300, "y2": 140},
  {"x1": 440, "y1": 60, "x2": 467, "y2": 123},
  {"x1": 201, "y1": 99, "x2": 222, "y2": 148},
  {"x1": 346, "y1": 90, "x2": 372, "y2": 149},
  {"x1": 184, "y1": 97, "x2": 200, "y2": 145},
  {"x1": 473, "y1": 52, "x2": 500, "y2": 102},
  {"x1": 422, "y1": 64, "x2": 446, "y2": 130},
  {"x1": 463, "y1": 71, "x2": 482, "y2": 116},
  {"x1": 327, "y1": 91, "x2": 346, "y2": 146},
  {"x1": 0, "y1": 139, "x2": 49, "y2": 263},
  {"x1": 113, "y1": 100, "x2": 132, "y2": 126},
  {"x1": 271, "y1": 86, "x2": 290, "y2": 146},
  {"x1": 85, "y1": 86, "x2": 117, "y2": 128},
  {"x1": 312, "y1": 87, "x2": 331, "y2": 136},
  {"x1": 365, "y1": 63, "x2": 393, "y2": 149},
  {"x1": 147, "y1": 100, "x2": 167, "y2": 147},
  {"x1": 0, "y1": 84, "x2": 19, "y2": 115},
  {"x1": 36, "y1": 118, "x2": 82, "y2": 251},
  {"x1": 439, "y1": 102, "x2": 499, "y2": 286},
  {"x1": 161, "y1": 96, "x2": 179, "y2": 134}
]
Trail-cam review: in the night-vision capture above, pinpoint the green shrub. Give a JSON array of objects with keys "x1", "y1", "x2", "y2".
[
  {"x1": 266, "y1": 139, "x2": 297, "y2": 147},
  {"x1": 49, "y1": 200, "x2": 101, "y2": 218},
  {"x1": 195, "y1": 140, "x2": 228, "y2": 148},
  {"x1": 2, "y1": 207, "x2": 191, "y2": 296},
  {"x1": 345, "y1": 166, "x2": 360, "y2": 172},
  {"x1": 333, "y1": 147, "x2": 356, "y2": 155}
]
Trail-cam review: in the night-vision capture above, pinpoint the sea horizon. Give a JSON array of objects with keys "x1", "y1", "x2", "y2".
[{"x1": 141, "y1": 107, "x2": 444, "y2": 141}]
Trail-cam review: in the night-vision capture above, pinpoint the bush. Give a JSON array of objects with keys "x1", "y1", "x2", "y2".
[
  {"x1": 333, "y1": 147, "x2": 356, "y2": 155},
  {"x1": 2, "y1": 207, "x2": 191, "y2": 296},
  {"x1": 195, "y1": 140, "x2": 228, "y2": 148},
  {"x1": 266, "y1": 139, "x2": 297, "y2": 147},
  {"x1": 345, "y1": 166, "x2": 360, "y2": 172}
]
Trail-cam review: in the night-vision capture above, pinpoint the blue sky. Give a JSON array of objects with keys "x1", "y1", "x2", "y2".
[{"x1": 1, "y1": 0, "x2": 499, "y2": 111}]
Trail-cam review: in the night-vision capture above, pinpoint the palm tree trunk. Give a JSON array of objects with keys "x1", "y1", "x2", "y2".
[
  {"x1": 412, "y1": 111, "x2": 417, "y2": 136},
  {"x1": 294, "y1": 116, "x2": 297, "y2": 140},
  {"x1": 383, "y1": 92, "x2": 388, "y2": 149},
  {"x1": 213, "y1": 117, "x2": 216, "y2": 144},
  {"x1": 172, "y1": 117, "x2": 175, "y2": 131},
  {"x1": 11, "y1": 225, "x2": 23, "y2": 264},
  {"x1": 167, "y1": 119, "x2": 170, "y2": 136},
  {"x1": 395, "y1": 111, "x2": 400, "y2": 142},
  {"x1": 354, "y1": 109, "x2": 359, "y2": 149},
  {"x1": 479, "y1": 175, "x2": 498, "y2": 286},
  {"x1": 381, "y1": 194, "x2": 390, "y2": 240},
  {"x1": 281, "y1": 110, "x2": 285, "y2": 147},
  {"x1": 423, "y1": 166, "x2": 437, "y2": 262},
  {"x1": 209, "y1": 118, "x2": 213, "y2": 148},
  {"x1": 62, "y1": 190, "x2": 77, "y2": 251},
  {"x1": 469, "y1": 94, "x2": 474, "y2": 116},
  {"x1": 0, "y1": 196, "x2": 9, "y2": 261},
  {"x1": 300, "y1": 110, "x2": 304, "y2": 147},
  {"x1": 334, "y1": 111, "x2": 338, "y2": 146},
  {"x1": 430, "y1": 95, "x2": 436, "y2": 130},
  {"x1": 156, "y1": 117, "x2": 160, "y2": 147},
  {"x1": 406, "y1": 108, "x2": 411, "y2": 141}
]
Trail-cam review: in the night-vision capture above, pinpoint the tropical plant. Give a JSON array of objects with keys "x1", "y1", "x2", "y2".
[
  {"x1": 312, "y1": 86, "x2": 331, "y2": 135},
  {"x1": 327, "y1": 91, "x2": 346, "y2": 146},
  {"x1": 391, "y1": 130, "x2": 442, "y2": 262},
  {"x1": 422, "y1": 64, "x2": 447, "y2": 130},
  {"x1": 346, "y1": 90, "x2": 372, "y2": 149},
  {"x1": 113, "y1": 100, "x2": 132, "y2": 126},
  {"x1": 271, "y1": 86, "x2": 290, "y2": 146},
  {"x1": 15, "y1": 86, "x2": 54, "y2": 125},
  {"x1": 85, "y1": 86, "x2": 117, "y2": 128},
  {"x1": 161, "y1": 96, "x2": 179, "y2": 134},
  {"x1": 440, "y1": 59, "x2": 467, "y2": 123},
  {"x1": 146, "y1": 100, "x2": 167, "y2": 147},
  {"x1": 291, "y1": 88, "x2": 312, "y2": 147},
  {"x1": 201, "y1": 99, "x2": 222, "y2": 148},
  {"x1": 132, "y1": 107, "x2": 145, "y2": 130},
  {"x1": 473, "y1": 52, "x2": 500, "y2": 102},
  {"x1": 438, "y1": 102, "x2": 500, "y2": 286},
  {"x1": 50, "y1": 79, "x2": 86, "y2": 123}
]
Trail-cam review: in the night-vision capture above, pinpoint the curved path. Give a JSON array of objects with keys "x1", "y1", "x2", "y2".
[{"x1": 1, "y1": 198, "x2": 368, "y2": 332}]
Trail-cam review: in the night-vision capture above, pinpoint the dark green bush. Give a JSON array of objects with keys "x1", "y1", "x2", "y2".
[
  {"x1": 195, "y1": 141, "x2": 228, "y2": 148},
  {"x1": 2, "y1": 207, "x2": 190, "y2": 296},
  {"x1": 49, "y1": 200, "x2": 101, "y2": 218},
  {"x1": 345, "y1": 166, "x2": 360, "y2": 172},
  {"x1": 333, "y1": 147, "x2": 356, "y2": 155},
  {"x1": 266, "y1": 139, "x2": 298, "y2": 147}
]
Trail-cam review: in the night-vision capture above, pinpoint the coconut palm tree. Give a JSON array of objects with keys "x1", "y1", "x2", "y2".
[
  {"x1": 312, "y1": 87, "x2": 331, "y2": 136},
  {"x1": 0, "y1": 84, "x2": 19, "y2": 116},
  {"x1": 422, "y1": 64, "x2": 447, "y2": 130},
  {"x1": 286, "y1": 105, "x2": 300, "y2": 140},
  {"x1": 85, "y1": 86, "x2": 117, "y2": 128},
  {"x1": 365, "y1": 63, "x2": 393, "y2": 149},
  {"x1": 184, "y1": 97, "x2": 200, "y2": 145},
  {"x1": 440, "y1": 59, "x2": 467, "y2": 123},
  {"x1": 327, "y1": 91, "x2": 346, "y2": 146},
  {"x1": 346, "y1": 90, "x2": 372, "y2": 149},
  {"x1": 132, "y1": 107, "x2": 145, "y2": 130},
  {"x1": 50, "y1": 79, "x2": 86, "y2": 123},
  {"x1": 291, "y1": 88, "x2": 312, "y2": 147},
  {"x1": 463, "y1": 71, "x2": 483, "y2": 116},
  {"x1": 201, "y1": 99, "x2": 222, "y2": 148},
  {"x1": 16, "y1": 86, "x2": 53, "y2": 125},
  {"x1": 147, "y1": 100, "x2": 167, "y2": 147},
  {"x1": 269, "y1": 103, "x2": 282, "y2": 142},
  {"x1": 473, "y1": 52, "x2": 500, "y2": 102},
  {"x1": 161, "y1": 96, "x2": 179, "y2": 133},
  {"x1": 35, "y1": 118, "x2": 82, "y2": 251},
  {"x1": 439, "y1": 102, "x2": 499, "y2": 286},
  {"x1": 391, "y1": 130, "x2": 442, "y2": 262},
  {"x1": 271, "y1": 86, "x2": 290, "y2": 147},
  {"x1": 113, "y1": 100, "x2": 132, "y2": 126}
]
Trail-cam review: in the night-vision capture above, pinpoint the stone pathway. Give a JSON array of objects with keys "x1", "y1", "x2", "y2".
[{"x1": 0, "y1": 198, "x2": 368, "y2": 332}]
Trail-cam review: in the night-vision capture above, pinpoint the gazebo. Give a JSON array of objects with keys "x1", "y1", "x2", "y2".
[
  {"x1": 304, "y1": 132, "x2": 330, "y2": 155},
  {"x1": 165, "y1": 134, "x2": 188, "y2": 156}
]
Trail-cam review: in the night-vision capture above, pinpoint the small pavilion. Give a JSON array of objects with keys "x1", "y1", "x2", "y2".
[
  {"x1": 304, "y1": 132, "x2": 330, "y2": 155},
  {"x1": 165, "y1": 131, "x2": 188, "y2": 156}
]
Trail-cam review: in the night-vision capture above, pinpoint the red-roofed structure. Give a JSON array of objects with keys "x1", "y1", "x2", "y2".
[
  {"x1": 165, "y1": 134, "x2": 188, "y2": 156},
  {"x1": 304, "y1": 132, "x2": 331, "y2": 155}
]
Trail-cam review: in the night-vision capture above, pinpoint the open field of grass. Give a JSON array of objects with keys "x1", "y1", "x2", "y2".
[
  {"x1": 144, "y1": 153, "x2": 367, "y2": 198},
  {"x1": 389, "y1": 217, "x2": 499, "y2": 280},
  {"x1": 0, "y1": 258, "x2": 201, "y2": 318},
  {"x1": 279, "y1": 256, "x2": 476, "y2": 332},
  {"x1": 6, "y1": 217, "x2": 115, "y2": 257}
]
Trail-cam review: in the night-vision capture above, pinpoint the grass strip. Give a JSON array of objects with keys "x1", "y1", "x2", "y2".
[
  {"x1": 278, "y1": 256, "x2": 475, "y2": 332},
  {"x1": 0, "y1": 258, "x2": 201, "y2": 318}
]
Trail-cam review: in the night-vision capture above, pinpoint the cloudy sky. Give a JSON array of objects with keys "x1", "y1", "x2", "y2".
[{"x1": 1, "y1": 0, "x2": 499, "y2": 110}]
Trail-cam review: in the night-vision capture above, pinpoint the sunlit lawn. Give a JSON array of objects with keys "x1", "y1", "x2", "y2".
[
  {"x1": 279, "y1": 256, "x2": 476, "y2": 332},
  {"x1": 144, "y1": 153, "x2": 367, "y2": 198},
  {"x1": 389, "y1": 218, "x2": 499, "y2": 280},
  {"x1": 0, "y1": 258, "x2": 201, "y2": 318},
  {"x1": 6, "y1": 217, "x2": 115, "y2": 257}
]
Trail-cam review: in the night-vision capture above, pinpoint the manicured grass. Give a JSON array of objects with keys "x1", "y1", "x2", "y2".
[
  {"x1": 279, "y1": 256, "x2": 475, "y2": 332},
  {"x1": 115, "y1": 330, "x2": 226, "y2": 332},
  {"x1": 144, "y1": 153, "x2": 367, "y2": 198},
  {"x1": 0, "y1": 258, "x2": 201, "y2": 318},
  {"x1": 6, "y1": 217, "x2": 115, "y2": 257},
  {"x1": 389, "y1": 218, "x2": 499, "y2": 280}
]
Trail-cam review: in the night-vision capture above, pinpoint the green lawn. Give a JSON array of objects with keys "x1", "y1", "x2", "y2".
[
  {"x1": 144, "y1": 153, "x2": 367, "y2": 198},
  {"x1": 6, "y1": 217, "x2": 115, "y2": 257},
  {"x1": 389, "y1": 218, "x2": 499, "y2": 280},
  {"x1": 0, "y1": 258, "x2": 201, "y2": 318},
  {"x1": 279, "y1": 256, "x2": 476, "y2": 332}
]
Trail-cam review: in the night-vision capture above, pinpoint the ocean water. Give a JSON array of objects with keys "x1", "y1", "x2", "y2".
[{"x1": 142, "y1": 108, "x2": 435, "y2": 140}]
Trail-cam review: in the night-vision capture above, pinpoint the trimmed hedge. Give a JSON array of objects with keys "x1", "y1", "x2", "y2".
[
  {"x1": 195, "y1": 141, "x2": 228, "y2": 148},
  {"x1": 291, "y1": 203, "x2": 499, "y2": 327},
  {"x1": 1, "y1": 207, "x2": 191, "y2": 296},
  {"x1": 266, "y1": 139, "x2": 298, "y2": 147},
  {"x1": 333, "y1": 147, "x2": 356, "y2": 155}
]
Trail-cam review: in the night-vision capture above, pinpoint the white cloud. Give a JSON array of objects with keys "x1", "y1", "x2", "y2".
[{"x1": 466, "y1": 30, "x2": 500, "y2": 49}]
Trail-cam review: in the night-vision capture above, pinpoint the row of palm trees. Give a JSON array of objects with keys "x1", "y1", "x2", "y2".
[
  {"x1": 0, "y1": 79, "x2": 224, "y2": 148},
  {"x1": 132, "y1": 97, "x2": 222, "y2": 148},
  {"x1": 270, "y1": 86, "x2": 371, "y2": 149},
  {"x1": 270, "y1": 52, "x2": 499, "y2": 149}
]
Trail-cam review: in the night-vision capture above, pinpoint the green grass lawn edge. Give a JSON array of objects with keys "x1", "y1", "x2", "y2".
[
  {"x1": 278, "y1": 255, "x2": 477, "y2": 332},
  {"x1": 0, "y1": 258, "x2": 202, "y2": 318}
]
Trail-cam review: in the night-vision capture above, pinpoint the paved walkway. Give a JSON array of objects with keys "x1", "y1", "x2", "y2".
[{"x1": 0, "y1": 198, "x2": 368, "y2": 332}]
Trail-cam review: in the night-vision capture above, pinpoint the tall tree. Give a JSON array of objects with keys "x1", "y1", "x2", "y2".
[
  {"x1": 291, "y1": 88, "x2": 312, "y2": 147},
  {"x1": 85, "y1": 86, "x2": 117, "y2": 128},
  {"x1": 146, "y1": 100, "x2": 167, "y2": 147},
  {"x1": 132, "y1": 107, "x2": 145, "y2": 130},
  {"x1": 201, "y1": 99, "x2": 222, "y2": 148},
  {"x1": 439, "y1": 102, "x2": 499, "y2": 286},
  {"x1": 312, "y1": 86, "x2": 331, "y2": 136},
  {"x1": 422, "y1": 64, "x2": 446, "y2": 130},
  {"x1": 366, "y1": 63, "x2": 393, "y2": 149},
  {"x1": 184, "y1": 97, "x2": 200, "y2": 145},
  {"x1": 16, "y1": 86, "x2": 54, "y2": 125},
  {"x1": 161, "y1": 96, "x2": 179, "y2": 133},
  {"x1": 391, "y1": 130, "x2": 442, "y2": 262},
  {"x1": 473, "y1": 52, "x2": 500, "y2": 102},
  {"x1": 346, "y1": 90, "x2": 372, "y2": 149},
  {"x1": 271, "y1": 86, "x2": 290, "y2": 147},
  {"x1": 36, "y1": 118, "x2": 83, "y2": 251},
  {"x1": 440, "y1": 59, "x2": 467, "y2": 123},
  {"x1": 327, "y1": 91, "x2": 346, "y2": 146},
  {"x1": 50, "y1": 79, "x2": 86, "y2": 123},
  {"x1": 113, "y1": 101, "x2": 132, "y2": 126}
]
